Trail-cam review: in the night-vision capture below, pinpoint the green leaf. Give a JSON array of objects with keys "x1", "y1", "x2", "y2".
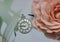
[
  {"x1": 0, "y1": 17, "x2": 3, "y2": 36},
  {"x1": 0, "y1": 0, "x2": 22, "y2": 42},
  {"x1": 0, "y1": 0, "x2": 13, "y2": 24},
  {"x1": 4, "y1": 0, "x2": 13, "y2": 7},
  {"x1": 2, "y1": 11, "x2": 21, "y2": 42}
]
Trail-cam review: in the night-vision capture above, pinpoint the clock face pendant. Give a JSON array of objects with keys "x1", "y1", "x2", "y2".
[{"x1": 17, "y1": 14, "x2": 32, "y2": 34}]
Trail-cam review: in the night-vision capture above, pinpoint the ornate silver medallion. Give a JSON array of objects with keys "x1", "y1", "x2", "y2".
[{"x1": 17, "y1": 14, "x2": 32, "y2": 34}]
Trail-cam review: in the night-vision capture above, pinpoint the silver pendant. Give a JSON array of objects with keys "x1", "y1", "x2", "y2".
[{"x1": 15, "y1": 14, "x2": 32, "y2": 34}]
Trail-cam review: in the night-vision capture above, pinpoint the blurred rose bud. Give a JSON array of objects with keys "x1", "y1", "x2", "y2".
[{"x1": 32, "y1": 0, "x2": 60, "y2": 39}]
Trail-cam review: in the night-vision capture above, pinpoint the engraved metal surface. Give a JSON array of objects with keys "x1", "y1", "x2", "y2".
[{"x1": 17, "y1": 14, "x2": 32, "y2": 34}]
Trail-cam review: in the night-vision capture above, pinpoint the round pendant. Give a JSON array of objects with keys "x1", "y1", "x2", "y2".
[{"x1": 18, "y1": 18, "x2": 32, "y2": 34}]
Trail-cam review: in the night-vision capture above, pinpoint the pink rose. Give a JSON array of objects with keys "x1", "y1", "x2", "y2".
[{"x1": 32, "y1": 0, "x2": 60, "y2": 39}]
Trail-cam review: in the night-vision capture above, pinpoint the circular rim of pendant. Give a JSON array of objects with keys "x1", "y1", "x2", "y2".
[{"x1": 18, "y1": 18, "x2": 32, "y2": 34}]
